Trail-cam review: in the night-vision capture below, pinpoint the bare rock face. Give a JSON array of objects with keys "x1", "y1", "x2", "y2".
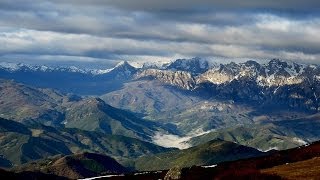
[
  {"x1": 164, "y1": 166, "x2": 182, "y2": 180},
  {"x1": 128, "y1": 59, "x2": 320, "y2": 112},
  {"x1": 135, "y1": 69, "x2": 195, "y2": 90},
  {"x1": 165, "y1": 57, "x2": 209, "y2": 75}
]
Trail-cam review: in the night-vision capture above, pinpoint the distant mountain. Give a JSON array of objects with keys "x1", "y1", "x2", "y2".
[
  {"x1": 3, "y1": 58, "x2": 320, "y2": 111},
  {"x1": 101, "y1": 80, "x2": 203, "y2": 124},
  {"x1": 11, "y1": 152, "x2": 128, "y2": 179},
  {"x1": 134, "y1": 59, "x2": 320, "y2": 112},
  {"x1": 2, "y1": 58, "x2": 320, "y2": 155},
  {"x1": 135, "y1": 69, "x2": 196, "y2": 90},
  {"x1": 0, "y1": 61, "x2": 137, "y2": 95},
  {"x1": 165, "y1": 57, "x2": 210, "y2": 75},
  {"x1": 0, "y1": 118, "x2": 172, "y2": 167},
  {"x1": 134, "y1": 139, "x2": 264, "y2": 171},
  {"x1": 101, "y1": 80, "x2": 256, "y2": 135},
  {"x1": 102, "y1": 58, "x2": 320, "y2": 139},
  {"x1": 105, "y1": 61, "x2": 137, "y2": 79}
]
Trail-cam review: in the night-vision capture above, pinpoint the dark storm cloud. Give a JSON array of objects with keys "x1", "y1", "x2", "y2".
[
  {"x1": 49, "y1": 0, "x2": 320, "y2": 12},
  {"x1": 0, "y1": 0, "x2": 319, "y2": 63}
]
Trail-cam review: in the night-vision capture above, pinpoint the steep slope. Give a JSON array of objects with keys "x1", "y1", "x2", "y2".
[
  {"x1": 119, "y1": 140, "x2": 320, "y2": 180},
  {"x1": 0, "y1": 118, "x2": 71, "y2": 166},
  {"x1": 0, "y1": 80, "x2": 170, "y2": 141},
  {"x1": 101, "y1": 80, "x2": 203, "y2": 123},
  {"x1": 101, "y1": 58, "x2": 320, "y2": 150},
  {"x1": 261, "y1": 157, "x2": 320, "y2": 179},
  {"x1": 134, "y1": 139, "x2": 264, "y2": 171},
  {"x1": 136, "y1": 69, "x2": 195, "y2": 90},
  {"x1": 64, "y1": 97, "x2": 169, "y2": 140},
  {"x1": 12, "y1": 153, "x2": 127, "y2": 179},
  {"x1": 102, "y1": 80, "x2": 254, "y2": 134},
  {"x1": 102, "y1": 79, "x2": 309, "y2": 135},
  {"x1": 134, "y1": 59, "x2": 320, "y2": 112},
  {"x1": 165, "y1": 57, "x2": 210, "y2": 75},
  {"x1": 189, "y1": 114, "x2": 320, "y2": 151},
  {"x1": 0, "y1": 79, "x2": 72, "y2": 125},
  {"x1": 0, "y1": 118, "x2": 172, "y2": 167}
]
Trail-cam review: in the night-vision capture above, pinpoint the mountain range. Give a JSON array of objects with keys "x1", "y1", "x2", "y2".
[{"x1": 1, "y1": 57, "x2": 320, "y2": 179}]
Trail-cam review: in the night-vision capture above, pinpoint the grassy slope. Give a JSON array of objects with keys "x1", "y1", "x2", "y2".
[
  {"x1": 261, "y1": 157, "x2": 320, "y2": 179},
  {"x1": 0, "y1": 79, "x2": 171, "y2": 141},
  {"x1": 134, "y1": 139, "x2": 264, "y2": 171},
  {"x1": 0, "y1": 118, "x2": 172, "y2": 167},
  {"x1": 12, "y1": 153, "x2": 128, "y2": 179},
  {"x1": 189, "y1": 115, "x2": 320, "y2": 151}
]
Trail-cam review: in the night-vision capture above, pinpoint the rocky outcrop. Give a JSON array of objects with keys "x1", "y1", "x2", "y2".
[
  {"x1": 165, "y1": 57, "x2": 209, "y2": 75},
  {"x1": 164, "y1": 166, "x2": 182, "y2": 180},
  {"x1": 133, "y1": 59, "x2": 320, "y2": 112},
  {"x1": 135, "y1": 69, "x2": 196, "y2": 90}
]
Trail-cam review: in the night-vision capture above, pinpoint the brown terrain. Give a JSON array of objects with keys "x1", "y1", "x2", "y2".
[
  {"x1": 261, "y1": 157, "x2": 320, "y2": 180},
  {"x1": 1, "y1": 141, "x2": 320, "y2": 179},
  {"x1": 109, "y1": 141, "x2": 320, "y2": 180}
]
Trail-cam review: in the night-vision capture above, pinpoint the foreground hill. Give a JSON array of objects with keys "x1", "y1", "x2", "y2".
[
  {"x1": 4, "y1": 138, "x2": 320, "y2": 179},
  {"x1": 0, "y1": 118, "x2": 172, "y2": 167},
  {"x1": 261, "y1": 157, "x2": 320, "y2": 179},
  {"x1": 134, "y1": 139, "x2": 264, "y2": 171},
  {"x1": 106, "y1": 140, "x2": 320, "y2": 180},
  {"x1": 11, "y1": 153, "x2": 127, "y2": 179}
]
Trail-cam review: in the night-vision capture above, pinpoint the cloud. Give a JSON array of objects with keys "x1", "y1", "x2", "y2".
[
  {"x1": 152, "y1": 129, "x2": 211, "y2": 149},
  {"x1": 0, "y1": 1, "x2": 319, "y2": 64},
  {"x1": 46, "y1": 0, "x2": 320, "y2": 12}
]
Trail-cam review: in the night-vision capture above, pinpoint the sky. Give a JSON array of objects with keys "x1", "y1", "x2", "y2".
[{"x1": 0, "y1": 0, "x2": 320, "y2": 67}]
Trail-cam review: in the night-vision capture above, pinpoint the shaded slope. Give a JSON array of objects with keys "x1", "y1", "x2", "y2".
[
  {"x1": 0, "y1": 79, "x2": 72, "y2": 125},
  {"x1": 101, "y1": 80, "x2": 256, "y2": 134},
  {"x1": 12, "y1": 153, "x2": 127, "y2": 179},
  {"x1": 0, "y1": 118, "x2": 171, "y2": 167},
  {"x1": 0, "y1": 61, "x2": 137, "y2": 95},
  {"x1": 261, "y1": 157, "x2": 320, "y2": 179},
  {"x1": 189, "y1": 114, "x2": 320, "y2": 151},
  {"x1": 116, "y1": 140, "x2": 320, "y2": 180},
  {"x1": 64, "y1": 97, "x2": 167, "y2": 141},
  {"x1": 0, "y1": 168, "x2": 67, "y2": 180},
  {"x1": 101, "y1": 80, "x2": 202, "y2": 122},
  {"x1": 0, "y1": 79, "x2": 170, "y2": 141},
  {"x1": 134, "y1": 139, "x2": 264, "y2": 171}
]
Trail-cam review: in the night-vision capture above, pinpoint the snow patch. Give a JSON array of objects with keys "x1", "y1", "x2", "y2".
[
  {"x1": 292, "y1": 137, "x2": 308, "y2": 145},
  {"x1": 258, "y1": 147, "x2": 279, "y2": 152},
  {"x1": 201, "y1": 164, "x2": 217, "y2": 168},
  {"x1": 80, "y1": 174, "x2": 124, "y2": 180},
  {"x1": 134, "y1": 171, "x2": 162, "y2": 175}
]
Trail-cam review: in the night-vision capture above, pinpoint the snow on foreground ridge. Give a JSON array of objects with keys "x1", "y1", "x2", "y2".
[{"x1": 152, "y1": 129, "x2": 211, "y2": 149}]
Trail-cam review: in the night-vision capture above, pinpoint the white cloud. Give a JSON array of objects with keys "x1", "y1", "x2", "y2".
[{"x1": 152, "y1": 129, "x2": 211, "y2": 149}]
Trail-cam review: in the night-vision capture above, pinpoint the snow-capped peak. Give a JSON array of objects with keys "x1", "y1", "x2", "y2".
[
  {"x1": 165, "y1": 57, "x2": 210, "y2": 75},
  {"x1": 0, "y1": 62, "x2": 19, "y2": 71},
  {"x1": 0, "y1": 62, "x2": 112, "y2": 75}
]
